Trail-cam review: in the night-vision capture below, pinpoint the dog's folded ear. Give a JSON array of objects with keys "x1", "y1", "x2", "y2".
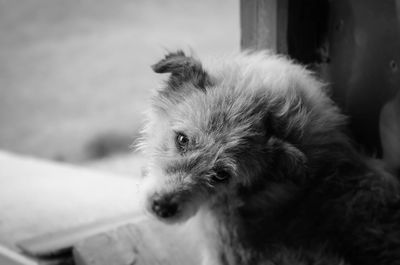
[
  {"x1": 267, "y1": 136, "x2": 308, "y2": 184},
  {"x1": 152, "y1": 50, "x2": 211, "y2": 90}
]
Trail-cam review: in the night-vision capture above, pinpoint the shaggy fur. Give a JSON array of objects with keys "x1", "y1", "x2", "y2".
[{"x1": 139, "y1": 50, "x2": 400, "y2": 265}]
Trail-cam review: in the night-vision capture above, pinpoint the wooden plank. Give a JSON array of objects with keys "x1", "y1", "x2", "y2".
[
  {"x1": 240, "y1": 0, "x2": 288, "y2": 52},
  {"x1": 276, "y1": 0, "x2": 288, "y2": 54},
  {"x1": 380, "y1": 90, "x2": 400, "y2": 174},
  {"x1": 0, "y1": 245, "x2": 38, "y2": 265},
  {"x1": 0, "y1": 151, "x2": 143, "y2": 251},
  {"x1": 240, "y1": 0, "x2": 276, "y2": 50},
  {"x1": 74, "y1": 218, "x2": 201, "y2": 265},
  {"x1": 17, "y1": 215, "x2": 146, "y2": 258}
]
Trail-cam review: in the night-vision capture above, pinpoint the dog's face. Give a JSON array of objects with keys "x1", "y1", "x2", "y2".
[{"x1": 140, "y1": 51, "x2": 344, "y2": 223}]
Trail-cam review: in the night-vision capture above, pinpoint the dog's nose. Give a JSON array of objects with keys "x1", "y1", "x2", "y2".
[{"x1": 151, "y1": 198, "x2": 178, "y2": 219}]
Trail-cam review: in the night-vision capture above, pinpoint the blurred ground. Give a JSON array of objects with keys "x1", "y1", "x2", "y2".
[{"x1": 0, "y1": 0, "x2": 239, "y2": 174}]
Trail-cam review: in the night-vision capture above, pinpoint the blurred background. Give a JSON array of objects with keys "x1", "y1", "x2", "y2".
[{"x1": 0, "y1": 0, "x2": 239, "y2": 176}]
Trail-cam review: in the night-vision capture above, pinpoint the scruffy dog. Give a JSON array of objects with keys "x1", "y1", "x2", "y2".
[{"x1": 139, "y1": 50, "x2": 400, "y2": 265}]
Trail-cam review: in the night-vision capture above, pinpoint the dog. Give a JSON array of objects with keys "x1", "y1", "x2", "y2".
[{"x1": 139, "y1": 50, "x2": 400, "y2": 265}]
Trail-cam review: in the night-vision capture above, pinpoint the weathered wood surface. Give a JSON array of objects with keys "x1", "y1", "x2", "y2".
[
  {"x1": 74, "y1": 218, "x2": 201, "y2": 265},
  {"x1": 0, "y1": 151, "x2": 143, "y2": 252},
  {"x1": 0, "y1": 245, "x2": 38, "y2": 265},
  {"x1": 240, "y1": 0, "x2": 288, "y2": 52},
  {"x1": 18, "y1": 214, "x2": 146, "y2": 258}
]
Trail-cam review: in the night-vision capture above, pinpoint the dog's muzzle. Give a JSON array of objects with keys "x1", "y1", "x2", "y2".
[{"x1": 149, "y1": 194, "x2": 179, "y2": 219}]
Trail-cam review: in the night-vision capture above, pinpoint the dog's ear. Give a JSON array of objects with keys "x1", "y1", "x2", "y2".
[
  {"x1": 152, "y1": 50, "x2": 211, "y2": 90},
  {"x1": 267, "y1": 136, "x2": 308, "y2": 185},
  {"x1": 264, "y1": 100, "x2": 308, "y2": 184}
]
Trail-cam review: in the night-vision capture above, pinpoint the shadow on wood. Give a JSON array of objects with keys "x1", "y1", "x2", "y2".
[{"x1": 74, "y1": 218, "x2": 201, "y2": 265}]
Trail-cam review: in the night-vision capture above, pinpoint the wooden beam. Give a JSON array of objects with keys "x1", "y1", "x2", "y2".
[{"x1": 240, "y1": 0, "x2": 288, "y2": 53}]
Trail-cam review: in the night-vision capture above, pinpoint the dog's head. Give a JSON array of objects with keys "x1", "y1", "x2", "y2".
[{"x1": 140, "y1": 51, "x2": 347, "y2": 223}]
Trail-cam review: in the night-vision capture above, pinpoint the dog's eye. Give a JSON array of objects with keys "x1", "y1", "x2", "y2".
[
  {"x1": 211, "y1": 169, "x2": 231, "y2": 183},
  {"x1": 175, "y1": 132, "x2": 189, "y2": 152}
]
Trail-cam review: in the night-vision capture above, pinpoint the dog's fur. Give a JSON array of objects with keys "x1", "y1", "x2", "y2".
[{"x1": 139, "y1": 50, "x2": 400, "y2": 265}]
